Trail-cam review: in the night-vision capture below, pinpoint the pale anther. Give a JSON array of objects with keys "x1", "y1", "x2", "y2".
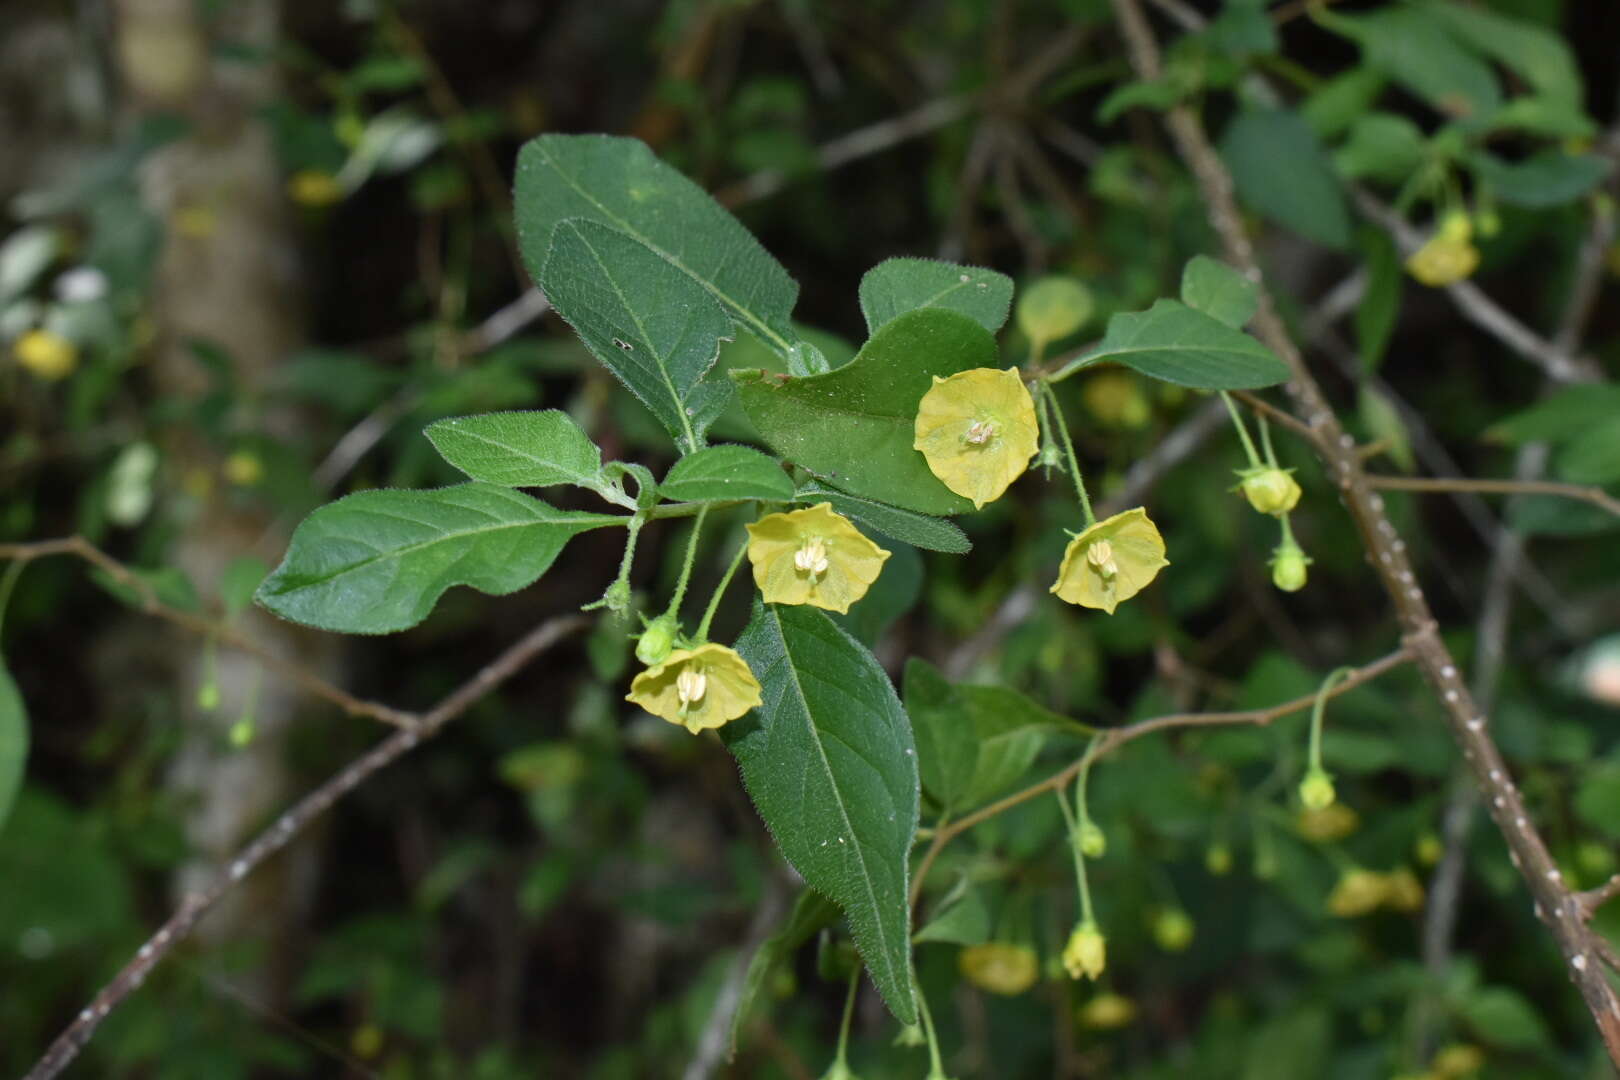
[
  {"x1": 794, "y1": 536, "x2": 830, "y2": 578},
  {"x1": 1086, "y1": 540, "x2": 1118, "y2": 579},
  {"x1": 964, "y1": 419, "x2": 997, "y2": 445},
  {"x1": 676, "y1": 669, "x2": 707, "y2": 708}
]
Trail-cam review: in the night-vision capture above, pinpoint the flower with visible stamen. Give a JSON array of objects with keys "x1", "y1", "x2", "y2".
[
  {"x1": 626, "y1": 643, "x2": 761, "y2": 735},
  {"x1": 1051, "y1": 507, "x2": 1169, "y2": 614},
  {"x1": 1062, "y1": 921, "x2": 1107, "y2": 981},
  {"x1": 914, "y1": 367, "x2": 1040, "y2": 509},
  {"x1": 746, "y1": 503, "x2": 890, "y2": 614}
]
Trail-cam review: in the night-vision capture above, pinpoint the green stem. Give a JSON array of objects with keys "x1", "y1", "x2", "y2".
[
  {"x1": 0, "y1": 558, "x2": 24, "y2": 640},
  {"x1": 1308, "y1": 666, "x2": 1355, "y2": 773},
  {"x1": 1040, "y1": 380, "x2": 1096, "y2": 527},
  {"x1": 694, "y1": 535, "x2": 750, "y2": 643},
  {"x1": 1278, "y1": 511, "x2": 1298, "y2": 551},
  {"x1": 664, "y1": 506, "x2": 709, "y2": 621},
  {"x1": 915, "y1": 974, "x2": 949, "y2": 1080},
  {"x1": 584, "y1": 513, "x2": 645, "y2": 612},
  {"x1": 1220, "y1": 391, "x2": 1263, "y2": 469},
  {"x1": 1052, "y1": 780, "x2": 1095, "y2": 924},
  {"x1": 1258, "y1": 412, "x2": 1280, "y2": 469},
  {"x1": 1076, "y1": 733, "x2": 1101, "y2": 832},
  {"x1": 833, "y1": 965, "x2": 860, "y2": 1068}
]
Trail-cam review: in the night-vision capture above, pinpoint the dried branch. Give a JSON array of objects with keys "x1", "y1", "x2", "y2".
[
  {"x1": 1108, "y1": 0, "x2": 1620, "y2": 1058},
  {"x1": 1366, "y1": 474, "x2": 1620, "y2": 519}
]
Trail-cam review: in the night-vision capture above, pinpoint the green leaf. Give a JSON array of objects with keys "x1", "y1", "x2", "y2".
[
  {"x1": 257, "y1": 483, "x2": 623, "y2": 634},
  {"x1": 1301, "y1": 67, "x2": 1387, "y2": 139},
  {"x1": 659, "y1": 444, "x2": 794, "y2": 503},
  {"x1": 794, "y1": 483, "x2": 970, "y2": 554},
  {"x1": 1471, "y1": 150, "x2": 1611, "y2": 209},
  {"x1": 540, "y1": 220, "x2": 733, "y2": 454},
  {"x1": 726, "y1": 601, "x2": 920, "y2": 1024},
  {"x1": 1462, "y1": 987, "x2": 1552, "y2": 1050},
  {"x1": 1334, "y1": 113, "x2": 1428, "y2": 183},
  {"x1": 220, "y1": 556, "x2": 270, "y2": 618},
  {"x1": 426, "y1": 410, "x2": 613, "y2": 495},
  {"x1": 734, "y1": 308, "x2": 998, "y2": 515},
  {"x1": 1355, "y1": 227, "x2": 1402, "y2": 373},
  {"x1": 1556, "y1": 416, "x2": 1620, "y2": 485},
  {"x1": 1180, "y1": 255, "x2": 1257, "y2": 329},
  {"x1": 729, "y1": 888, "x2": 841, "y2": 1055},
  {"x1": 92, "y1": 565, "x2": 199, "y2": 613},
  {"x1": 515, "y1": 134, "x2": 810, "y2": 365},
  {"x1": 1323, "y1": 5, "x2": 1500, "y2": 122},
  {"x1": 0, "y1": 662, "x2": 26, "y2": 833},
  {"x1": 858, "y1": 258, "x2": 1014, "y2": 335},
  {"x1": 1422, "y1": 0, "x2": 1585, "y2": 114},
  {"x1": 1097, "y1": 78, "x2": 1184, "y2": 124},
  {"x1": 913, "y1": 880, "x2": 992, "y2": 946},
  {"x1": 1059, "y1": 299, "x2": 1290, "y2": 389},
  {"x1": 1220, "y1": 106, "x2": 1352, "y2": 250},
  {"x1": 1574, "y1": 763, "x2": 1620, "y2": 841},
  {"x1": 1487, "y1": 385, "x2": 1620, "y2": 445}
]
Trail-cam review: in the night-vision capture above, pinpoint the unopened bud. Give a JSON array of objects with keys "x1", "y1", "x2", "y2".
[
  {"x1": 1237, "y1": 467, "x2": 1301, "y2": 515},
  {"x1": 1077, "y1": 820, "x2": 1107, "y2": 859},
  {"x1": 1152, "y1": 908, "x2": 1194, "y2": 952},
  {"x1": 1271, "y1": 542, "x2": 1310, "y2": 593},
  {"x1": 1062, "y1": 921, "x2": 1107, "y2": 981},
  {"x1": 1298, "y1": 768, "x2": 1336, "y2": 810},
  {"x1": 1205, "y1": 843, "x2": 1233, "y2": 876},
  {"x1": 634, "y1": 614, "x2": 678, "y2": 666}
]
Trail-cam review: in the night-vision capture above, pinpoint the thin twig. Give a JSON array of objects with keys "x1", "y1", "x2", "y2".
[
  {"x1": 1230, "y1": 389, "x2": 1315, "y2": 443},
  {"x1": 1580, "y1": 874, "x2": 1620, "y2": 919},
  {"x1": 21, "y1": 615, "x2": 587, "y2": 1080},
  {"x1": 1366, "y1": 475, "x2": 1620, "y2": 519}
]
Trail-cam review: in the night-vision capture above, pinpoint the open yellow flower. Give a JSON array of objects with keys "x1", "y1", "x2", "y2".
[
  {"x1": 1407, "y1": 215, "x2": 1480, "y2": 287},
  {"x1": 913, "y1": 367, "x2": 1039, "y2": 509},
  {"x1": 1062, "y1": 920, "x2": 1107, "y2": 981},
  {"x1": 1050, "y1": 507, "x2": 1169, "y2": 614},
  {"x1": 626, "y1": 643, "x2": 762, "y2": 735},
  {"x1": 1327, "y1": 868, "x2": 1388, "y2": 918},
  {"x1": 958, "y1": 943, "x2": 1039, "y2": 996},
  {"x1": 745, "y1": 503, "x2": 889, "y2": 614}
]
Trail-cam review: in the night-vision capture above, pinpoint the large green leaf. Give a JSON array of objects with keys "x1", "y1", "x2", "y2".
[
  {"x1": 794, "y1": 483, "x2": 970, "y2": 554},
  {"x1": 659, "y1": 444, "x2": 795, "y2": 503},
  {"x1": 1220, "y1": 106, "x2": 1351, "y2": 250},
  {"x1": 1057, "y1": 299, "x2": 1290, "y2": 389},
  {"x1": 1470, "y1": 150, "x2": 1611, "y2": 209},
  {"x1": 727, "y1": 602, "x2": 920, "y2": 1024},
  {"x1": 1180, "y1": 255, "x2": 1257, "y2": 329},
  {"x1": 515, "y1": 134, "x2": 810, "y2": 365},
  {"x1": 1486, "y1": 385, "x2": 1620, "y2": 445},
  {"x1": 858, "y1": 257, "x2": 1014, "y2": 335},
  {"x1": 540, "y1": 219, "x2": 733, "y2": 454},
  {"x1": 733, "y1": 308, "x2": 997, "y2": 515},
  {"x1": 257, "y1": 483, "x2": 623, "y2": 634},
  {"x1": 426, "y1": 410, "x2": 616, "y2": 496},
  {"x1": 0, "y1": 662, "x2": 25, "y2": 834},
  {"x1": 1322, "y1": 5, "x2": 1500, "y2": 122}
]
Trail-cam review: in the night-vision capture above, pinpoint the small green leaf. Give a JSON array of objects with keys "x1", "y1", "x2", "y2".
[
  {"x1": 1355, "y1": 228, "x2": 1402, "y2": 373},
  {"x1": 795, "y1": 483, "x2": 970, "y2": 554},
  {"x1": 729, "y1": 888, "x2": 841, "y2": 1055},
  {"x1": 1575, "y1": 763, "x2": 1620, "y2": 841},
  {"x1": 1470, "y1": 150, "x2": 1611, "y2": 209},
  {"x1": 541, "y1": 220, "x2": 733, "y2": 454},
  {"x1": 727, "y1": 601, "x2": 920, "y2": 1024},
  {"x1": 92, "y1": 565, "x2": 199, "y2": 613},
  {"x1": 1302, "y1": 67, "x2": 1387, "y2": 138},
  {"x1": 1059, "y1": 299, "x2": 1290, "y2": 389},
  {"x1": 0, "y1": 662, "x2": 26, "y2": 833},
  {"x1": 1557, "y1": 416, "x2": 1620, "y2": 485},
  {"x1": 1487, "y1": 386, "x2": 1620, "y2": 445},
  {"x1": 734, "y1": 308, "x2": 998, "y2": 515},
  {"x1": 515, "y1": 134, "x2": 809, "y2": 364},
  {"x1": 1097, "y1": 78, "x2": 1184, "y2": 124},
  {"x1": 858, "y1": 257, "x2": 1014, "y2": 335},
  {"x1": 1334, "y1": 113, "x2": 1428, "y2": 183},
  {"x1": 257, "y1": 483, "x2": 623, "y2": 634},
  {"x1": 1323, "y1": 5, "x2": 1500, "y2": 122},
  {"x1": 220, "y1": 556, "x2": 270, "y2": 618},
  {"x1": 1423, "y1": 0, "x2": 1585, "y2": 116},
  {"x1": 426, "y1": 410, "x2": 610, "y2": 494},
  {"x1": 1220, "y1": 106, "x2": 1352, "y2": 250},
  {"x1": 1180, "y1": 255, "x2": 1257, "y2": 329},
  {"x1": 1462, "y1": 987, "x2": 1553, "y2": 1050},
  {"x1": 659, "y1": 444, "x2": 794, "y2": 503},
  {"x1": 913, "y1": 881, "x2": 992, "y2": 946}
]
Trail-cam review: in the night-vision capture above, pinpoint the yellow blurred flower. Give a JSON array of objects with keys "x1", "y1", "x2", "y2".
[
  {"x1": 1431, "y1": 1042, "x2": 1485, "y2": 1078},
  {"x1": 13, "y1": 329, "x2": 77, "y2": 380},
  {"x1": 172, "y1": 204, "x2": 216, "y2": 239},
  {"x1": 1297, "y1": 802, "x2": 1360, "y2": 844},
  {"x1": 1078, "y1": 992, "x2": 1137, "y2": 1029},
  {"x1": 626, "y1": 643, "x2": 761, "y2": 735},
  {"x1": 224, "y1": 451, "x2": 264, "y2": 487},
  {"x1": 913, "y1": 367, "x2": 1039, "y2": 509},
  {"x1": 1406, "y1": 218, "x2": 1480, "y2": 287},
  {"x1": 1151, "y1": 908, "x2": 1194, "y2": 952},
  {"x1": 1327, "y1": 868, "x2": 1389, "y2": 917},
  {"x1": 958, "y1": 943, "x2": 1040, "y2": 996},
  {"x1": 1298, "y1": 768, "x2": 1336, "y2": 811},
  {"x1": 1236, "y1": 467, "x2": 1301, "y2": 516},
  {"x1": 1384, "y1": 867, "x2": 1426, "y2": 912},
  {"x1": 1080, "y1": 371, "x2": 1150, "y2": 429},
  {"x1": 745, "y1": 503, "x2": 890, "y2": 614},
  {"x1": 288, "y1": 169, "x2": 344, "y2": 208},
  {"x1": 1062, "y1": 921, "x2": 1107, "y2": 981},
  {"x1": 1050, "y1": 507, "x2": 1169, "y2": 614}
]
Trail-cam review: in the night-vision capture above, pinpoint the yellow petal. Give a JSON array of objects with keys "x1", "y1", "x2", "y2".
[
  {"x1": 626, "y1": 643, "x2": 762, "y2": 734},
  {"x1": 913, "y1": 367, "x2": 1039, "y2": 509},
  {"x1": 1061, "y1": 922, "x2": 1107, "y2": 981},
  {"x1": 1050, "y1": 507, "x2": 1169, "y2": 613},
  {"x1": 745, "y1": 503, "x2": 890, "y2": 614},
  {"x1": 958, "y1": 943, "x2": 1039, "y2": 996}
]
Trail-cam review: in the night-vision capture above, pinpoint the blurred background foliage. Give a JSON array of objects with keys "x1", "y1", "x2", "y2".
[{"x1": 2, "y1": 0, "x2": 1619, "y2": 1077}]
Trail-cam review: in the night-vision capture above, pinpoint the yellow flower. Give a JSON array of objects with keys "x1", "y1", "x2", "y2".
[
  {"x1": 288, "y1": 169, "x2": 344, "y2": 207},
  {"x1": 1327, "y1": 868, "x2": 1389, "y2": 917},
  {"x1": 913, "y1": 367, "x2": 1039, "y2": 509},
  {"x1": 1050, "y1": 507, "x2": 1169, "y2": 614},
  {"x1": 1298, "y1": 768, "x2": 1336, "y2": 811},
  {"x1": 626, "y1": 643, "x2": 762, "y2": 735},
  {"x1": 958, "y1": 943, "x2": 1039, "y2": 996},
  {"x1": 1078, "y1": 992, "x2": 1137, "y2": 1029},
  {"x1": 1080, "y1": 371, "x2": 1150, "y2": 429},
  {"x1": 1406, "y1": 233, "x2": 1480, "y2": 287},
  {"x1": 745, "y1": 503, "x2": 890, "y2": 614},
  {"x1": 1151, "y1": 908, "x2": 1194, "y2": 952},
  {"x1": 1061, "y1": 921, "x2": 1107, "y2": 981},
  {"x1": 224, "y1": 451, "x2": 264, "y2": 487},
  {"x1": 13, "y1": 329, "x2": 77, "y2": 381},
  {"x1": 1384, "y1": 867, "x2": 1426, "y2": 912},
  {"x1": 1431, "y1": 1043, "x2": 1485, "y2": 1078},
  {"x1": 1236, "y1": 467, "x2": 1301, "y2": 515},
  {"x1": 1297, "y1": 803, "x2": 1360, "y2": 844}
]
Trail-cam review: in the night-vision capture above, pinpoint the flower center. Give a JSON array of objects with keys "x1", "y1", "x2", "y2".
[
  {"x1": 964, "y1": 419, "x2": 998, "y2": 446},
  {"x1": 1085, "y1": 539, "x2": 1118, "y2": 579},
  {"x1": 676, "y1": 668, "x2": 707, "y2": 711},
  {"x1": 794, "y1": 536, "x2": 830, "y2": 579}
]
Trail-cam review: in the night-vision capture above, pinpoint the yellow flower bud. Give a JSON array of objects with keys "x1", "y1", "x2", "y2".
[
  {"x1": 1050, "y1": 507, "x2": 1170, "y2": 614},
  {"x1": 1205, "y1": 843, "x2": 1233, "y2": 876},
  {"x1": 1236, "y1": 467, "x2": 1301, "y2": 515},
  {"x1": 1297, "y1": 803, "x2": 1360, "y2": 844},
  {"x1": 287, "y1": 169, "x2": 344, "y2": 208},
  {"x1": 1327, "y1": 868, "x2": 1389, "y2": 917},
  {"x1": 1078, "y1": 820, "x2": 1107, "y2": 859},
  {"x1": 1431, "y1": 1042, "x2": 1485, "y2": 1078},
  {"x1": 1151, "y1": 908, "x2": 1194, "y2": 952},
  {"x1": 1415, "y1": 832, "x2": 1443, "y2": 866},
  {"x1": 745, "y1": 503, "x2": 891, "y2": 614},
  {"x1": 913, "y1": 367, "x2": 1040, "y2": 509},
  {"x1": 224, "y1": 451, "x2": 264, "y2": 487},
  {"x1": 1270, "y1": 541, "x2": 1310, "y2": 593},
  {"x1": 1062, "y1": 921, "x2": 1107, "y2": 981},
  {"x1": 626, "y1": 643, "x2": 761, "y2": 735},
  {"x1": 1384, "y1": 867, "x2": 1425, "y2": 912},
  {"x1": 1078, "y1": 991, "x2": 1137, "y2": 1029},
  {"x1": 958, "y1": 943, "x2": 1040, "y2": 996},
  {"x1": 13, "y1": 329, "x2": 77, "y2": 381},
  {"x1": 1298, "y1": 768, "x2": 1336, "y2": 810},
  {"x1": 1438, "y1": 211, "x2": 1473, "y2": 244},
  {"x1": 1406, "y1": 233, "x2": 1481, "y2": 287}
]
